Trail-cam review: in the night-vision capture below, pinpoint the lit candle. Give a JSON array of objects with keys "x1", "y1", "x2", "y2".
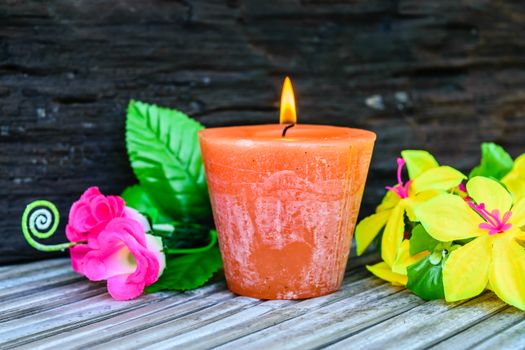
[{"x1": 199, "y1": 77, "x2": 376, "y2": 299}]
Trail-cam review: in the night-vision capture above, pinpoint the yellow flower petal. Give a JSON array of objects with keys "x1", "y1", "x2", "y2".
[
  {"x1": 415, "y1": 193, "x2": 484, "y2": 241},
  {"x1": 355, "y1": 210, "x2": 391, "y2": 256},
  {"x1": 376, "y1": 190, "x2": 401, "y2": 213},
  {"x1": 381, "y1": 203, "x2": 405, "y2": 266},
  {"x1": 510, "y1": 197, "x2": 525, "y2": 228},
  {"x1": 502, "y1": 154, "x2": 525, "y2": 200},
  {"x1": 367, "y1": 261, "x2": 407, "y2": 286},
  {"x1": 410, "y1": 166, "x2": 466, "y2": 194},
  {"x1": 391, "y1": 239, "x2": 430, "y2": 275},
  {"x1": 503, "y1": 176, "x2": 525, "y2": 202},
  {"x1": 443, "y1": 235, "x2": 492, "y2": 301},
  {"x1": 515, "y1": 230, "x2": 525, "y2": 242},
  {"x1": 404, "y1": 190, "x2": 439, "y2": 222},
  {"x1": 401, "y1": 150, "x2": 439, "y2": 180},
  {"x1": 467, "y1": 176, "x2": 513, "y2": 212},
  {"x1": 513, "y1": 153, "x2": 525, "y2": 173},
  {"x1": 489, "y1": 234, "x2": 525, "y2": 310}
]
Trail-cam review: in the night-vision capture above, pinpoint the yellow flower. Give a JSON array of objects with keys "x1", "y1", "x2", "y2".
[
  {"x1": 415, "y1": 176, "x2": 525, "y2": 310},
  {"x1": 355, "y1": 150, "x2": 465, "y2": 267},
  {"x1": 502, "y1": 154, "x2": 525, "y2": 200}
]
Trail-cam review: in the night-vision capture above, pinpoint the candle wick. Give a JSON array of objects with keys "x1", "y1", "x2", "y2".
[{"x1": 281, "y1": 123, "x2": 295, "y2": 138}]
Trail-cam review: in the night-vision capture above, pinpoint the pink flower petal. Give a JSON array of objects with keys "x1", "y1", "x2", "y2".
[
  {"x1": 125, "y1": 207, "x2": 151, "y2": 233},
  {"x1": 70, "y1": 244, "x2": 91, "y2": 274},
  {"x1": 107, "y1": 274, "x2": 145, "y2": 301}
]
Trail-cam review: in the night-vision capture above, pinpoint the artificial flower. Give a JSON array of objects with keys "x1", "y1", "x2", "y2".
[
  {"x1": 66, "y1": 186, "x2": 126, "y2": 246},
  {"x1": 75, "y1": 218, "x2": 166, "y2": 300},
  {"x1": 415, "y1": 176, "x2": 525, "y2": 310},
  {"x1": 355, "y1": 150, "x2": 465, "y2": 267},
  {"x1": 67, "y1": 187, "x2": 166, "y2": 300},
  {"x1": 502, "y1": 154, "x2": 525, "y2": 200}
]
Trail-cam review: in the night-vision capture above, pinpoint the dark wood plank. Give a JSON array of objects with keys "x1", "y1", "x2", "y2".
[{"x1": 2, "y1": 0, "x2": 525, "y2": 262}]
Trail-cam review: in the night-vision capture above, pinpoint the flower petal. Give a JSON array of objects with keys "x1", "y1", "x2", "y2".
[
  {"x1": 510, "y1": 197, "x2": 525, "y2": 228},
  {"x1": 503, "y1": 177, "x2": 525, "y2": 203},
  {"x1": 381, "y1": 203, "x2": 405, "y2": 266},
  {"x1": 404, "y1": 190, "x2": 440, "y2": 222},
  {"x1": 376, "y1": 190, "x2": 401, "y2": 213},
  {"x1": 107, "y1": 274, "x2": 145, "y2": 301},
  {"x1": 443, "y1": 235, "x2": 491, "y2": 301},
  {"x1": 125, "y1": 207, "x2": 152, "y2": 233},
  {"x1": 410, "y1": 166, "x2": 466, "y2": 194},
  {"x1": 355, "y1": 210, "x2": 391, "y2": 256},
  {"x1": 467, "y1": 176, "x2": 513, "y2": 212},
  {"x1": 401, "y1": 150, "x2": 439, "y2": 180},
  {"x1": 415, "y1": 193, "x2": 484, "y2": 241},
  {"x1": 367, "y1": 261, "x2": 407, "y2": 286},
  {"x1": 146, "y1": 234, "x2": 166, "y2": 276},
  {"x1": 502, "y1": 154, "x2": 525, "y2": 200},
  {"x1": 489, "y1": 234, "x2": 525, "y2": 310},
  {"x1": 69, "y1": 244, "x2": 91, "y2": 275},
  {"x1": 391, "y1": 239, "x2": 429, "y2": 275}
]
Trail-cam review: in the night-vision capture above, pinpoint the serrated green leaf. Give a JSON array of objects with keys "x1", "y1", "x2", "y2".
[
  {"x1": 126, "y1": 100, "x2": 211, "y2": 223},
  {"x1": 409, "y1": 224, "x2": 439, "y2": 255},
  {"x1": 121, "y1": 184, "x2": 171, "y2": 224},
  {"x1": 146, "y1": 245, "x2": 223, "y2": 292},
  {"x1": 406, "y1": 256, "x2": 445, "y2": 300},
  {"x1": 469, "y1": 143, "x2": 513, "y2": 180}
]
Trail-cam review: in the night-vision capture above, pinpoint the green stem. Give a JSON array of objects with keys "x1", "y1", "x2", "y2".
[
  {"x1": 164, "y1": 230, "x2": 217, "y2": 255},
  {"x1": 21, "y1": 200, "x2": 74, "y2": 252}
]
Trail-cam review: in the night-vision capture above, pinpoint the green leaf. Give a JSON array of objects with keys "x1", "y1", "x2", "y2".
[
  {"x1": 126, "y1": 100, "x2": 211, "y2": 223},
  {"x1": 146, "y1": 245, "x2": 223, "y2": 292},
  {"x1": 121, "y1": 185, "x2": 171, "y2": 224},
  {"x1": 406, "y1": 255, "x2": 445, "y2": 300},
  {"x1": 409, "y1": 224, "x2": 439, "y2": 255},
  {"x1": 469, "y1": 143, "x2": 513, "y2": 180}
]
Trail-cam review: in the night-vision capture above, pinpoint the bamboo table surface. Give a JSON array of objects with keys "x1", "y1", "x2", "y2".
[{"x1": 0, "y1": 255, "x2": 524, "y2": 350}]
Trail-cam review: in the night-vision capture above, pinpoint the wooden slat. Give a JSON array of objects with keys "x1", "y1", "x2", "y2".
[
  {"x1": 325, "y1": 293, "x2": 509, "y2": 350},
  {"x1": 2, "y1": 256, "x2": 522, "y2": 350},
  {"x1": 473, "y1": 318, "x2": 525, "y2": 349},
  {"x1": 430, "y1": 306, "x2": 525, "y2": 349},
  {"x1": 85, "y1": 270, "x2": 374, "y2": 350},
  {"x1": 210, "y1": 289, "x2": 423, "y2": 350},
  {"x1": 11, "y1": 255, "x2": 375, "y2": 349},
  {"x1": 0, "y1": 259, "x2": 70, "y2": 281},
  {"x1": 0, "y1": 264, "x2": 73, "y2": 291},
  {"x1": 13, "y1": 286, "x2": 233, "y2": 349},
  {"x1": 0, "y1": 281, "x2": 106, "y2": 323},
  {"x1": 0, "y1": 291, "x2": 174, "y2": 348}
]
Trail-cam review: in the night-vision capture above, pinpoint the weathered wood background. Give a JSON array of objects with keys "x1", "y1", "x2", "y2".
[{"x1": 2, "y1": 0, "x2": 525, "y2": 263}]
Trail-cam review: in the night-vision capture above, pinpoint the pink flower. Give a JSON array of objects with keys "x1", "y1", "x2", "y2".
[
  {"x1": 66, "y1": 187, "x2": 126, "y2": 247},
  {"x1": 66, "y1": 187, "x2": 166, "y2": 300},
  {"x1": 71, "y1": 218, "x2": 165, "y2": 300}
]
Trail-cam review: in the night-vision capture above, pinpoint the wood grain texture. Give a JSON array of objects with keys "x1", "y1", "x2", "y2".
[
  {"x1": 2, "y1": 0, "x2": 525, "y2": 262},
  {"x1": 1, "y1": 257, "x2": 523, "y2": 350}
]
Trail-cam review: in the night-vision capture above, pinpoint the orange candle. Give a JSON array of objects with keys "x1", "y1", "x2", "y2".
[{"x1": 199, "y1": 78, "x2": 376, "y2": 299}]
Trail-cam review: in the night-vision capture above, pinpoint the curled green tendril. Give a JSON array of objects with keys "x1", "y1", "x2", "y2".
[
  {"x1": 164, "y1": 230, "x2": 218, "y2": 255},
  {"x1": 21, "y1": 200, "x2": 74, "y2": 252}
]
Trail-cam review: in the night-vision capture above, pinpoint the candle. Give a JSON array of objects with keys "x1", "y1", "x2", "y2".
[{"x1": 199, "y1": 78, "x2": 376, "y2": 299}]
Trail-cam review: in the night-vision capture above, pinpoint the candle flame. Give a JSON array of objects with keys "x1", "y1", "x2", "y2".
[{"x1": 280, "y1": 76, "x2": 297, "y2": 124}]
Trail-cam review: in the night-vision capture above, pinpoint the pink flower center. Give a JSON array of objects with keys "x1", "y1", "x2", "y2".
[
  {"x1": 386, "y1": 157, "x2": 411, "y2": 199},
  {"x1": 467, "y1": 201, "x2": 513, "y2": 235}
]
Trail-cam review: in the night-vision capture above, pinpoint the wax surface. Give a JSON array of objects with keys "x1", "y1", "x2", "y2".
[{"x1": 199, "y1": 124, "x2": 376, "y2": 299}]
